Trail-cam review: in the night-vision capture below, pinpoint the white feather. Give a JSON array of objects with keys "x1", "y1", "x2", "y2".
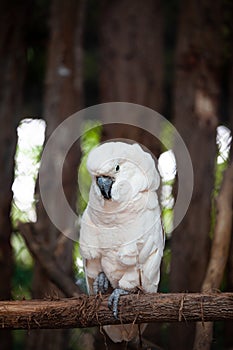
[{"x1": 79, "y1": 142, "x2": 164, "y2": 342}]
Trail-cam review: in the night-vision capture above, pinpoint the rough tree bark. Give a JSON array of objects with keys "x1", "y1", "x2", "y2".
[
  {"x1": 99, "y1": 0, "x2": 164, "y2": 158},
  {"x1": 193, "y1": 157, "x2": 233, "y2": 349},
  {"x1": 0, "y1": 293, "x2": 233, "y2": 329},
  {"x1": 24, "y1": 1, "x2": 86, "y2": 350},
  {"x1": 0, "y1": 1, "x2": 29, "y2": 349},
  {"x1": 225, "y1": 60, "x2": 233, "y2": 349},
  {"x1": 170, "y1": 0, "x2": 224, "y2": 348}
]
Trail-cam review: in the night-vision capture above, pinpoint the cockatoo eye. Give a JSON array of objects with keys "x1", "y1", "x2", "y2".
[{"x1": 115, "y1": 164, "x2": 120, "y2": 172}]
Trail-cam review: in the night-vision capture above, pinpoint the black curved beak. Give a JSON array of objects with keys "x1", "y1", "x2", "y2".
[{"x1": 96, "y1": 176, "x2": 114, "y2": 200}]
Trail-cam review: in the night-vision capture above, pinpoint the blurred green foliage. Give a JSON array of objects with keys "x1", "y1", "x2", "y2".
[
  {"x1": 77, "y1": 121, "x2": 102, "y2": 213},
  {"x1": 74, "y1": 121, "x2": 102, "y2": 293},
  {"x1": 13, "y1": 330, "x2": 27, "y2": 350},
  {"x1": 11, "y1": 233, "x2": 33, "y2": 300},
  {"x1": 73, "y1": 242, "x2": 87, "y2": 294},
  {"x1": 69, "y1": 328, "x2": 96, "y2": 350},
  {"x1": 162, "y1": 207, "x2": 174, "y2": 236}
]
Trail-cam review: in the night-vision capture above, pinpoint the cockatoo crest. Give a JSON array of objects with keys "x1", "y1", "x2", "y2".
[{"x1": 86, "y1": 142, "x2": 160, "y2": 214}]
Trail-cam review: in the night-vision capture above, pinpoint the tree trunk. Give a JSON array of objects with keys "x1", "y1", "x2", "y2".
[
  {"x1": 99, "y1": 0, "x2": 164, "y2": 158},
  {"x1": 226, "y1": 221, "x2": 233, "y2": 348},
  {"x1": 193, "y1": 157, "x2": 233, "y2": 349},
  {"x1": 170, "y1": 0, "x2": 224, "y2": 349},
  {"x1": 225, "y1": 59, "x2": 233, "y2": 349},
  {"x1": 26, "y1": 1, "x2": 85, "y2": 350},
  {"x1": 0, "y1": 1, "x2": 28, "y2": 349},
  {"x1": 98, "y1": 2, "x2": 164, "y2": 348}
]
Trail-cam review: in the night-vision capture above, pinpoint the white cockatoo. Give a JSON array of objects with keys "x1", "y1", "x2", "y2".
[{"x1": 79, "y1": 142, "x2": 164, "y2": 343}]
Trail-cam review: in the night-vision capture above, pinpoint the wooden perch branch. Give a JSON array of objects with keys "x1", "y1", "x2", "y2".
[{"x1": 0, "y1": 293, "x2": 232, "y2": 330}]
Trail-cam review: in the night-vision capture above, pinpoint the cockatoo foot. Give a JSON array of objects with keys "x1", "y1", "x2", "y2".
[
  {"x1": 93, "y1": 272, "x2": 109, "y2": 294},
  {"x1": 108, "y1": 288, "x2": 129, "y2": 319}
]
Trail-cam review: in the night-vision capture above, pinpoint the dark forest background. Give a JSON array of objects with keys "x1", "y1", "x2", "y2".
[{"x1": 0, "y1": 0, "x2": 233, "y2": 349}]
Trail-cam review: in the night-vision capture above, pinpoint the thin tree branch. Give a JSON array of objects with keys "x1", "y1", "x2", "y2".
[
  {"x1": 193, "y1": 159, "x2": 233, "y2": 350},
  {"x1": 0, "y1": 293, "x2": 232, "y2": 330},
  {"x1": 18, "y1": 222, "x2": 82, "y2": 297}
]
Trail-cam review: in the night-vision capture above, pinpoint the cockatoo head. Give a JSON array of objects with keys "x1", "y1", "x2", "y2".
[{"x1": 86, "y1": 142, "x2": 160, "y2": 204}]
